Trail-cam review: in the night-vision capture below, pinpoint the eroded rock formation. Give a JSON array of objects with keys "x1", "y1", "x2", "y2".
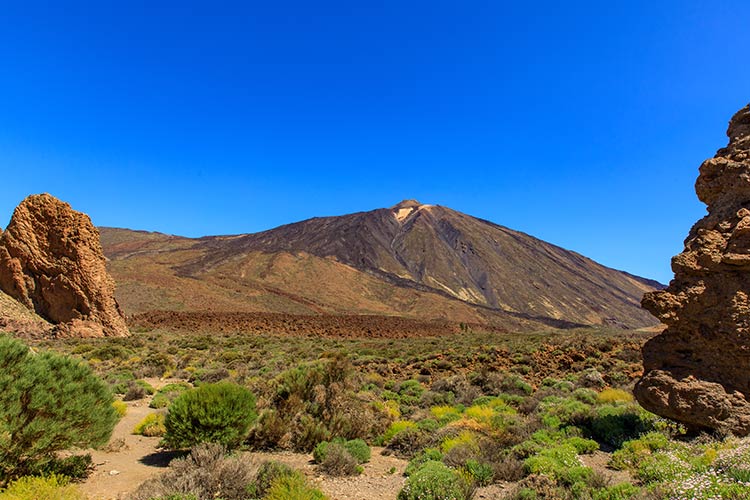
[
  {"x1": 635, "y1": 104, "x2": 750, "y2": 434},
  {"x1": 0, "y1": 194, "x2": 128, "y2": 337}
]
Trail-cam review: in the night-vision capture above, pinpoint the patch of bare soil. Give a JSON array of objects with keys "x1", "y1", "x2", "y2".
[
  {"x1": 579, "y1": 450, "x2": 632, "y2": 485},
  {"x1": 474, "y1": 483, "x2": 513, "y2": 498}
]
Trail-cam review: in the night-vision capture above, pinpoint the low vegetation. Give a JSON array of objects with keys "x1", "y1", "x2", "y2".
[{"x1": 4, "y1": 326, "x2": 748, "y2": 499}]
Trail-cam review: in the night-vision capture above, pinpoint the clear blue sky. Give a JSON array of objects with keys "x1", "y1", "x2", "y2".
[{"x1": 1, "y1": 1, "x2": 748, "y2": 284}]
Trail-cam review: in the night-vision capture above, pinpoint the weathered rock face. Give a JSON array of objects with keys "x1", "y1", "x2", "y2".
[
  {"x1": 0, "y1": 194, "x2": 128, "y2": 337},
  {"x1": 635, "y1": 105, "x2": 750, "y2": 435}
]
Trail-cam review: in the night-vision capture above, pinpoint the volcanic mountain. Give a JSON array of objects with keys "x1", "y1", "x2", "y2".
[{"x1": 100, "y1": 200, "x2": 660, "y2": 330}]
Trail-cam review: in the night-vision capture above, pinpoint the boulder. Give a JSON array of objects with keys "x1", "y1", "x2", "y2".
[
  {"x1": 635, "y1": 104, "x2": 750, "y2": 434},
  {"x1": 0, "y1": 194, "x2": 128, "y2": 337}
]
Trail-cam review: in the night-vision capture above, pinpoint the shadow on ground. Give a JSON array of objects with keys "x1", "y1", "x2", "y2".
[{"x1": 139, "y1": 450, "x2": 186, "y2": 467}]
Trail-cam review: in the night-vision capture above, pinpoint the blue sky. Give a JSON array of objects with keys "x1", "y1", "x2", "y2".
[{"x1": 1, "y1": 1, "x2": 748, "y2": 284}]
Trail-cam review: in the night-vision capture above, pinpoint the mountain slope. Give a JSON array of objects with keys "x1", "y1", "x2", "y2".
[{"x1": 100, "y1": 200, "x2": 660, "y2": 329}]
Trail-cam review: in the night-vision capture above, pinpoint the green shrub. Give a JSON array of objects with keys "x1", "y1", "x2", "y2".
[
  {"x1": 150, "y1": 383, "x2": 191, "y2": 409},
  {"x1": 441, "y1": 431, "x2": 478, "y2": 454},
  {"x1": 0, "y1": 336, "x2": 118, "y2": 481},
  {"x1": 635, "y1": 451, "x2": 691, "y2": 484},
  {"x1": 565, "y1": 436, "x2": 599, "y2": 454},
  {"x1": 133, "y1": 413, "x2": 167, "y2": 437},
  {"x1": 610, "y1": 432, "x2": 670, "y2": 470},
  {"x1": 591, "y1": 483, "x2": 641, "y2": 500},
  {"x1": 312, "y1": 441, "x2": 330, "y2": 464},
  {"x1": 537, "y1": 396, "x2": 590, "y2": 429},
  {"x1": 587, "y1": 404, "x2": 654, "y2": 447},
  {"x1": 405, "y1": 448, "x2": 444, "y2": 477},
  {"x1": 264, "y1": 470, "x2": 328, "y2": 500},
  {"x1": 382, "y1": 421, "x2": 418, "y2": 444},
  {"x1": 666, "y1": 470, "x2": 750, "y2": 499},
  {"x1": 316, "y1": 438, "x2": 371, "y2": 465},
  {"x1": 416, "y1": 418, "x2": 439, "y2": 433},
  {"x1": 112, "y1": 400, "x2": 128, "y2": 418},
  {"x1": 597, "y1": 388, "x2": 633, "y2": 404},
  {"x1": 0, "y1": 473, "x2": 86, "y2": 500},
  {"x1": 398, "y1": 461, "x2": 472, "y2": 500},
  {"x1": 32, "y1": 454, "x2": 93, "y2": 481},
  {"x1": 430, "y1": 406, "x2": 462, "y2": 425},
  {"x1": 463, "y1": 459, "x2": 494, "y2": 486},
  {"x1": 572, "y1": 388, "x2": 598, "y2": 405},
  {"x1": 342, "y1": 439, "x2": 370, "y2": 463},
  {"x1": 253, "y1": 461, "x2": 296, "y2": 498},
  {"x1": 524, "y1": 444, "x2": 593, "y2": 486},
  {"x1": 164, "y1": 382, "x2": 257, "y2": 449},
  {"x1": 318, "y1": 443, "x2": 361, "y2": 476}
]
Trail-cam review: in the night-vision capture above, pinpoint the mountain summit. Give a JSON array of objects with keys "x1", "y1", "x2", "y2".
[{"x1": 100, "y1": 201, "x2": 659, "y2": 330}]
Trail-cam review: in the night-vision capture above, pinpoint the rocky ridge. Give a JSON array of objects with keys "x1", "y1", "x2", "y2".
[
  {"x1": 0, "y1": 194, "x2": 128, "y2": 337},
  {"x1": 635, "y1": 104, "x2": 750, "y2": 434}
]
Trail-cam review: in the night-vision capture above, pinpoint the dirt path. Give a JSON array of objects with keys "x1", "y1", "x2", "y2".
[
  {"x1": 79, "y1": 399, "x2": 170, "y2": 500},
  {"x1": 579, "y1": 450, "x2": 632, "y2": 485},
  {"x1": 79, "y1": 379, "x2": 183, "y2": 500}
]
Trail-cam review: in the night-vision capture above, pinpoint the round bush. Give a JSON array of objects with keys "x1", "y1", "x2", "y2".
[
  {"x1": 398, "y1": 461, "x2": 471, "y2": 500},
  {"x1": 164, "y1": 382, "x2": 257, "y2": 449},
  {"x1": 314, "y1": 439, "x2": 370, "y2": 465},
  {"x1": 343, "y1": 439, "x2": 370, "y2": 464},
  {"x1": 133, "y1": 413, "x2": 166, "y2": 437},
  {"x1": 318, "y1": 443, "x2": 360, "y2": 476}
]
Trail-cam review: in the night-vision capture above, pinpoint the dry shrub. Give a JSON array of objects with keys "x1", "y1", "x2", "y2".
[
  {"x1": 386, "y1": 427, "x2": 427, "y2": 458},
  {"x1": 431, "y1": 375, "x2": 482, "y2": 405},
  {"x1": 250, "y1": 410, "x2": 289, "y2": 449},
  {"x1": 477, "y1": 438, "x2": 525, "y2": 481},
  {"x1": 318, "y1": 443, "x2": 360, "y2": 476},
  {"x1": 443, "y1": 443, "x2": 478, "y2": 468},
  {"x1": 492, "y1": 453, "x2": 525, "y2": 482},
  {"x1": 249, "y1": 355, "x2": 384, "y2": 451},
  {"x1": 509, "y1": 474, "x2": 562, "y2": 500},
  {"x1": 130, "y1": 443, "x2": 256, "y2": 500},
  {"x1": 123, "y1": 382, "x2": 147, "y2": 401}
]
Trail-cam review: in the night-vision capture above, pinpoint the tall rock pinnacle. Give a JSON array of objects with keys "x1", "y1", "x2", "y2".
[
  {"x1": 635, "y1": 104, "x2": 750, "y2": 434},
  {"x1": 0, "y1": 194, "x2": 129, "y2": 337}
]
